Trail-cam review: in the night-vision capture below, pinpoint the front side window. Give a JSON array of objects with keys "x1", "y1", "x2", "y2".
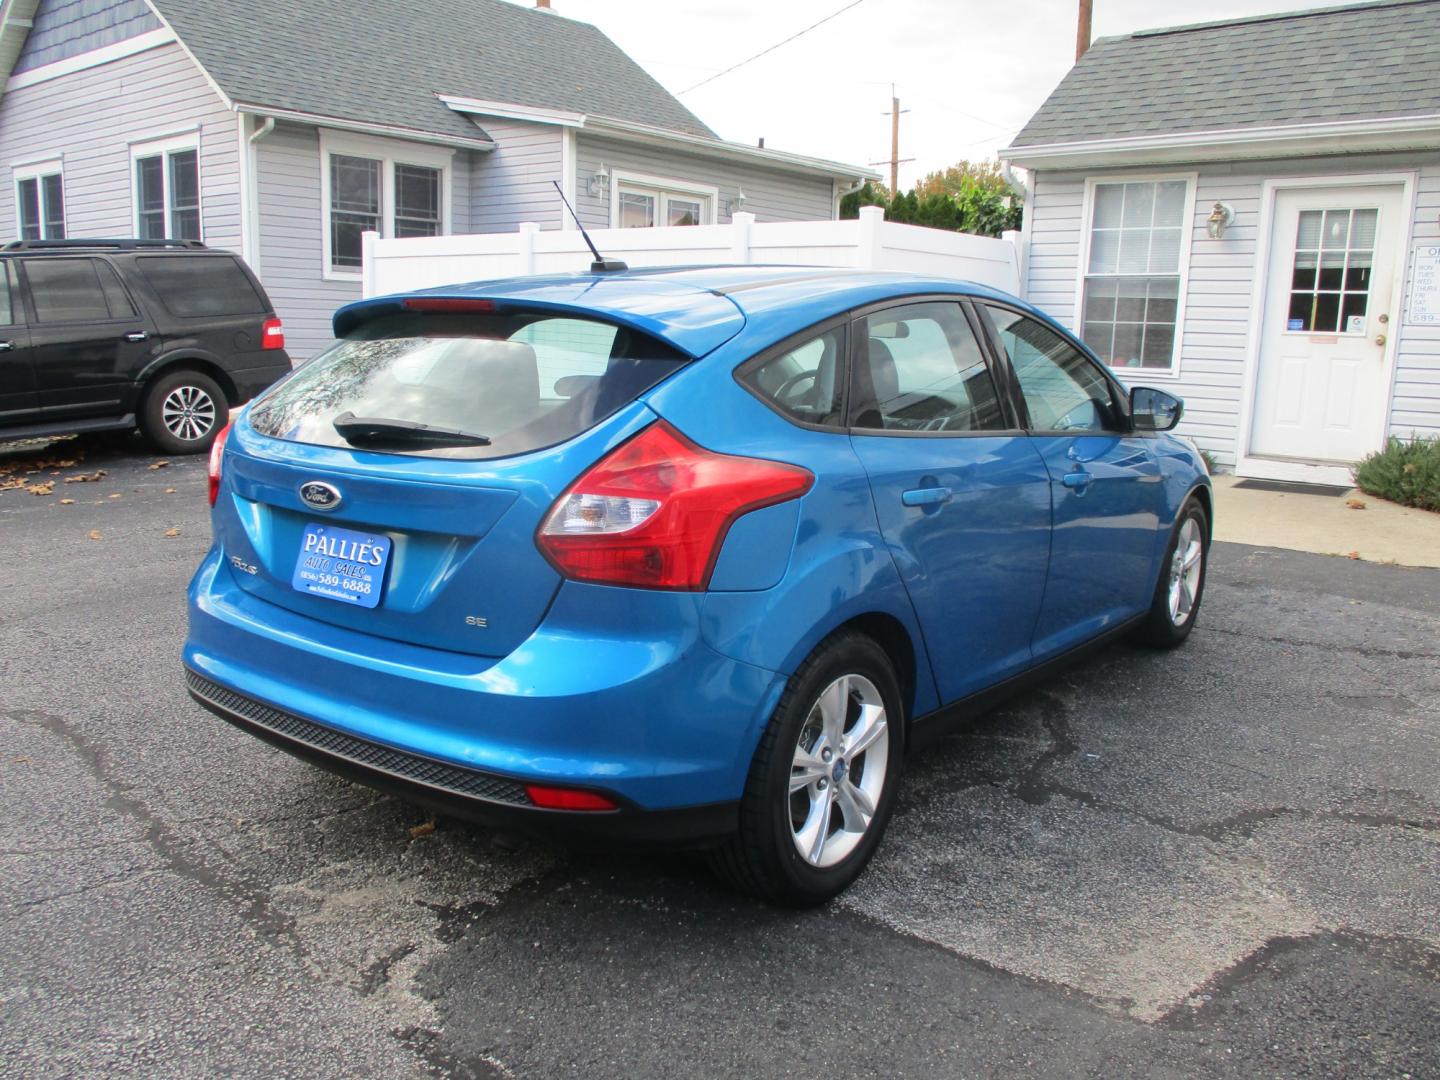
[
  {"x1": 615, "y1": 180, "x2": 712, "y2": 228},
  {"x1": 741, "y1": 325, "x2": 846, "y2": 428},
  {"x1": 16, "y1": 165, "x2": 65, "y2": 240},
  {"x1": 984, "y1": 305, "x2": 1118, "y2": 433},
  {"x1": 24, "y1": 258, "x2": 135, "y2": 323},
  {"x1": 851, "y1": 302, "x2": 1007, "y2": 433},
  {"x1": 134, "y1": 142, "x2": 201, "y2": 240},
  {"x1": 1082, "y1": 179, "x2": 1188, "y2": 372},
  {"x1": 247, "y1": 311, "x2": 687, "y2": 460}
]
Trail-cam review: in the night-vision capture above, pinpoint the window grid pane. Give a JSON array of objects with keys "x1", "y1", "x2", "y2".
[
  {"x1": 136, "y1": 155, "x2": 166, "y2": 239},
  {"x1": 17, "y1": 177, "x2": 40, "y2": 241},
  {"x1": 41, "y1": 173, "x2": 65, "y2": 239},
  {"x1": 394, "y1": 164, "x2": 441, "y2": 238},
  {"x1": 330, "y1": 154, "x2": 381, "y2": 268},
  {"x1": 168, "y1": 149, "x2": 200, "y2": 240},
  {"x1": 1286, "y1": 207, "x2": 1376, "y2": 333}
]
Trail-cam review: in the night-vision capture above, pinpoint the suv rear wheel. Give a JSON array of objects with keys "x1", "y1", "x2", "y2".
[{"x1": 141, "y1": 369, "x2": 229, "y2": 454}]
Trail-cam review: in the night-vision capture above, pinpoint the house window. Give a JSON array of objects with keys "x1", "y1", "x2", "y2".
[
  {"x1": 132, "y1": 136, "x2": 201, "y2": 241},
  {"x1": 321, "y1": 133, "x2": 452, "y2": 278},
  {"x1": 15, "y1": 162, "x2": 65, "y2": 240},
  {"x1": 613, "y1": 174, "x2": 715, "y2": 228},
  {"x1": 1081, "y1": 179, "x2": 1190, "y2": 372}
]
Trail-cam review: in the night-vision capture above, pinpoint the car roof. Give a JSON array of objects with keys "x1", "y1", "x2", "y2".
[{"x1": 335, "y1": 266, "x2": 1041, "y2": 358}]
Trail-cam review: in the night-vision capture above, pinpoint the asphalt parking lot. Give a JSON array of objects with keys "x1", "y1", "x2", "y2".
[{"x1": 2, "y1": 437, "x2": 1437, "y2": 1079}]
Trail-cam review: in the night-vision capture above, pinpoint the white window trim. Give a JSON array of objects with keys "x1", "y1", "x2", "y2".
[
  {"x1": 129, "y1": 132, "x2": 204, "y2": 242},
  {"x1": 319, "y1": 129, "x2": 455, "y2": 282},
  {"x1": 13, "y1": 158, "x2": 64, "y2": 240},
  {"x1": 1073, "y1": 171, "x2": 1198, "y2": 381},
  {"x1": 609, "y1": 169, "x2": 719, "y2": 228}
]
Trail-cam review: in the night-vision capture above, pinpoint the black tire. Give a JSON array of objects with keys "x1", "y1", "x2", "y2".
[
  {"x1": 1132, "y1": 495, "x2": 1209, "y2": 648},
  {"x1": 139, "y1": 369, "x2": 229, "y2": 455},
  {"x1": 708, "y1": 632, "x2": 905, "y2": 906}
]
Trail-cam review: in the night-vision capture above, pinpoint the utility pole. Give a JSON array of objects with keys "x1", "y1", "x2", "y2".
[
  {"x1": 869, "y1": 87, "x2": 914, "y2": 195},
  {"x1": 1076, "y1": 0, "x2": 1093, "y2": 61}
]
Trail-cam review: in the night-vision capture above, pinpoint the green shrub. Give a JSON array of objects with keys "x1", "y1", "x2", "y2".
[{"x1": 1354, "y1": 435, "x2": 1440, "y2": 512}]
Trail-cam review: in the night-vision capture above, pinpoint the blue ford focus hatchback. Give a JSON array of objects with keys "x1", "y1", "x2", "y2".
[{"x1": 185, "y1": 266, "x2": 1211, "y2": 904}]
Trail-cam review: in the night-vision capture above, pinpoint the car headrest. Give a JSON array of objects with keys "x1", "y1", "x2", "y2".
[{"x1": 853, "y1": 337, "x2": 900, "y2": 428}]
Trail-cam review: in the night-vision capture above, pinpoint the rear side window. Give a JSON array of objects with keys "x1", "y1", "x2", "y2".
[
  {"x1": 741, "y1": 325, "x2": 846, "y2": 428},
  {"x1": 851, "y1": 302, "x2": 1007, "y2": 432},
  {"x1": 247, "y1": 311, "x2": 689, "y2": 459},
  {"x1": 136, "y1": 255, "x2": 268, "y2": 317},
  {"x1": 24, "y1": 258, "x2": 135, "y2": 322}
]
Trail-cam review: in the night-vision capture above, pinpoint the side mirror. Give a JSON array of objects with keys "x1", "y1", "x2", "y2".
[{"x1": 1130, "y1": 386, "x2": 1183, "y2": 432}]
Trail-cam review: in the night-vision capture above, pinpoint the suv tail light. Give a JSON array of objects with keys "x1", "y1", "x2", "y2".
[
  {"x1": 208, "y1": 422, "x2": 232, "y2": 506},
  {"x1": 261, "y1": 317, "x2": 285, "y2": 350},
  {"x1": 537, "y1": 421, "x2": 812, "y2": 591}
]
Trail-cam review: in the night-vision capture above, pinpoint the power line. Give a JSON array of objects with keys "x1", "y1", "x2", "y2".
[{"x1": 679, "y1": 0, "x2": 869, "y2": 94}]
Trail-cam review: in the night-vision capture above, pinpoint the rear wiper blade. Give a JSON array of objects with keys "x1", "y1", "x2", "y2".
[{"x1": 332, "y1": 412, "x2": 491, "y2": 447}]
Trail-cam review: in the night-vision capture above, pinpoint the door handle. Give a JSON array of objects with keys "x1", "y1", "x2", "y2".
[
  {"x1": 123, "y1": 331, "x2": 149, "y2": 343},
  {"x1": 1062, "y1": 469, "x2": 1092, "y2": 492},
  {"x1": 0, "y1": 341, "x2": 12, "y2": 352},
  {"x1": 902, "y1": 486, "x2": 952, "y2": 507}
]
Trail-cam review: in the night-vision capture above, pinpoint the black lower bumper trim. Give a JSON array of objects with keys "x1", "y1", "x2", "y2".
[{"x1": 184, "y1": 668, "x2": 738, "y2": 849}]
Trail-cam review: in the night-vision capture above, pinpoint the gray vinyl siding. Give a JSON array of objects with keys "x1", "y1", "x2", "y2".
[
  {"x1": 469, "y1": 118, "x2": 563, "y2": 232},
  {"x1": 255, "y1": 122, "x2": 473, "y2": 360},
  {"x1": 1022, "y1": 152, "x2": 1440, "y2": 465},
  {"x1": 0, "y1": 41, "x2": 239, "y2": 249},
  {"x1": 574, "y1": 133, "x2": 834, "y2": 228},
  {"x1": 14, "y1": 0, "x2": 160, "y2": 72}
]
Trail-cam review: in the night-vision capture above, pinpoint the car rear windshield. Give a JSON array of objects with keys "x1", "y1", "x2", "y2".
[
  {"x1": 136, "y1": 255, "x2": 269, "y2": 317},
  {"x1": 246, "y1": 310, "x2": 691, "y2": 459}
]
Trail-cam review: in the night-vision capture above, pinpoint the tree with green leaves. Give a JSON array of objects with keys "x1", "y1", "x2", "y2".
[{"x1": 839, "y1": 159, "x2": 1022, "y2": 238}]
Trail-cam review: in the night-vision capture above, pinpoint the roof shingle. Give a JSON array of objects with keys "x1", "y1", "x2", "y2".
[{"x1": 1011, "y1": 0, "x2": 1440, "y2": 148}]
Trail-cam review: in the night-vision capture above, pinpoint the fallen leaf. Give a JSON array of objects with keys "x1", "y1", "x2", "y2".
[
  {"x1": 1347, "y1": 551, "x2": 1361, "y2": 560},
  {"x1": 148, "y1": 460, "x2": 171, "y2": 470},
  {"x1": 88, "y1": 529, "x2": 103, "y2": 541},
  {"x1": 408, "y1": 820, "x2": 436, "y2": 840},
  {"x1": 163, "y1": 527, "x2": 180, "y2": 538},
  {"x1": 107, "y1": 493, "x2": 122, "y2": 500},
  {"x1": 64, "y1": 470, "x2": 106, "y2": 483},
  {"x1": 27, "y1": 481, "x2": 54, "y2": 495},
  {"x1": 59, "y1": 498, "x2": 74, "y2": 505},
  {"x1": 1345, "y1": 498, "x2": 1366, "y2": 510},
  {"x1": 164, "y1": 487, "x2": 177, "y2": 494}
]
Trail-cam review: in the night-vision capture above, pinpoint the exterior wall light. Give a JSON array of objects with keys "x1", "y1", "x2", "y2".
[
  {"x1": 1207, "y1": 201, "x2": 1235, "y2": 239},
  {"x1": 587, "y1": 165, "x2": 610, "y2": 199}
]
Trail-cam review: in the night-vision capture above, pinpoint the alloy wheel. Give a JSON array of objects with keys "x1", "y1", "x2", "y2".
[
  {"x1": 1167, "y1": 517, "x2": 1204, "y2": 626},
  {"x1": 161, "y1": 384, "x2": 217, "y2": 443}
]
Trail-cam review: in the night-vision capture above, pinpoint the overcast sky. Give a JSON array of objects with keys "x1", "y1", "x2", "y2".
[{"x1": 529, "y1": 0, "x2": 1330, "y2": 187}]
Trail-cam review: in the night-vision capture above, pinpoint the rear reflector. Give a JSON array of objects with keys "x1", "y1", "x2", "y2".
[
  {"x1": 525, "y1": 784, "x2": 618, "y2": 811},
  {"x1": 208, "y1": 422, "x2": 231, "y2": 506},
  {"x1": 261, "y1": 317, "x2": 285, "y2": 350},
  {"x1": 537, "y1": 420, "x2": 813, "y2": 590},
  {"x1": 402, "y1": 297, "x2": 497, "y2": 314}
]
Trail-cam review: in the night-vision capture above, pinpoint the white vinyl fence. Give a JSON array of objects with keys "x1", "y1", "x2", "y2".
[{"x1": 362, "y1": 206, "x2": 1021, "y2": 298}]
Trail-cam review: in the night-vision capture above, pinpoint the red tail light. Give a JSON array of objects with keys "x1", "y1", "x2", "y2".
[
  {"x1": 525, "y1": 784, "x2": 618, "y2": 812},
  {"x1": 402, "y1": 297, "x2": 497, "y2": 314},
  {"x1": 537, "y1": 421, "x2": 813, "y2": 590},
  {"x1": 261, "y1": 317, "x2": 285, "y2": 350},
  {"x1": 208, "y1": 422, "x2": 231, "y2": 506}
]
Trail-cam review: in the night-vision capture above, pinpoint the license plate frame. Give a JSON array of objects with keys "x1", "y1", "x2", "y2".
[{"x1": 291, "y1": 522, "x2": 391, "y2": 609}]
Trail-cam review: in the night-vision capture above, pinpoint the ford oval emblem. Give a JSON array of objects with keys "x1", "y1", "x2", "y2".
[{"x1": 299, "y1": 481, "x2": 342, "y2": 511}]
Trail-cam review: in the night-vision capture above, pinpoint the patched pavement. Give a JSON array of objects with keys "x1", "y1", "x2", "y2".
[{"x1": 2, "y1": 437, "x2": 1436, "y2": 1079}]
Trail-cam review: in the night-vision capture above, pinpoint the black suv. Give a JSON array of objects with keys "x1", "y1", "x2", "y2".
[{"x1": 0, "y1": 239, "x2": 292, "y2": 453}]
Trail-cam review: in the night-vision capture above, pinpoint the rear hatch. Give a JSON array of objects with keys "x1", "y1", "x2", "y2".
[
  {"x1": 212, "y1": 289, "x2": 741, "y2": 658},
  {"x1": 131, "y1": 252, "x2": 284, "y2": 358}
]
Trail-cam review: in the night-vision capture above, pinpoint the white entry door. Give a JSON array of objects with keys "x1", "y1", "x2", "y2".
[{"x1": 1250, "y1": 184, "x2": 1403, "y2": 466}]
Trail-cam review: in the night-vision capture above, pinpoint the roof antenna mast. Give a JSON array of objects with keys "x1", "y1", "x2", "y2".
[{"x1": 552, "y1": 180, "x2": 628, "y2": 273}]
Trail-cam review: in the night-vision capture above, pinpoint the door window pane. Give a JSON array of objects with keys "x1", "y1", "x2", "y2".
[
  {"x1": 136, "y1": 155, "x2": 166, "y2": 239},
  {"x1": 330, "y1": 154, "x2": 381, "y2": 269},
  {"x1": 95, "y1": 262, "x2": 135, "y2": 319},
  {"x1": 1286, "y1": 206, "x2": 1376, "y2": 333},
  {"x1": 851, "y1": 303, "x2": 1006, "y2": 432},
  {"x1": 25, "y1": 259, "x2": 113, "y2": 322},
  {"x1": 168, "y1": 149, "x2": 200, "y2": 240},
  {"x1": 0, "y1": 264, "x2": 13, "y2": 324},
  {"x1": 986, "y1": 306, "x2": 1117, "y2": 433},
  {"x1": 394, "y1": 164, "x2": 441, "y2": 238},
  {"x1": 742, "y1": 326, "x2": 846, "y2": 428}
]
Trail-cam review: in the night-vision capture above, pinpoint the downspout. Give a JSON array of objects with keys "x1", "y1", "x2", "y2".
[
  {"x1": 243, "y1": 115, "x2": 275, "y2": 273},
  {"x1": 834, "y1": 176, "x2": 867, "y2": 220},
  {"x1": 1001, "y1": 161, "x2": 1030, "y2": 299}
]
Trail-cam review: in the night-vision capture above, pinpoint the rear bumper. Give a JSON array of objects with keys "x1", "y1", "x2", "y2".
[
  {"x1": 185, "y1": 669, "x2": 738, "y2": 847},
  {"x1": 184, "y1": 546, "x2": 786, "y2": 821}
]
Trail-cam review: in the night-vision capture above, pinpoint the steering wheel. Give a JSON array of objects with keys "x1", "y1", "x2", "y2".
[{"x1": 775, "y1": 369, "x2": 820, "y2": 405}]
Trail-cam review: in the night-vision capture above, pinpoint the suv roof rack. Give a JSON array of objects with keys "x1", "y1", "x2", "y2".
[{"x1": 2, "y1": 238, "x2": 209, "y2": 252}]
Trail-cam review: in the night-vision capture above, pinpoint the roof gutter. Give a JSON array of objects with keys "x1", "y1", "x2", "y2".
[
  {"x1": 1001, "y1": 112, "x2": 1440, "y2": 170},
  {"x1": 438, "y1": 93, "x2": 878, "y2": 182},
  {"x1": 233, "y1": 103, "x2": 497, "y2": 151}
]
